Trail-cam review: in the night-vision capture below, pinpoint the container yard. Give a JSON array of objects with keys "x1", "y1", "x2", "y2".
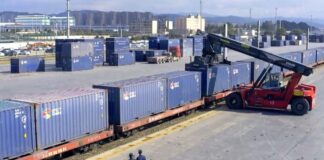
[{"x1": 1, "y1": 1, "x2": 324, "y2": 160}]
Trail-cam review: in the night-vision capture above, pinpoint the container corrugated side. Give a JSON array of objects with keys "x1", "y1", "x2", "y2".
[
  {"x1": 62, "y1": 42, "x2": 94, "y2": 58},
  {"x1": 11, "y1": 56, "x2": 45, "y2": 73},
  {"x1": 181, "y1": 38, "x2": 194, "y2": 57},
  {"x1": 55, "y1": 39, "x2": 85, "y2": 68},
  {"x1": 62, "y1": 55, "x2": 94, "y2": 71},
  {"x1": 107, "y1": 52, "x2": 135, "y2": 66},
  {"x1": 316, "y1": 48, "x2": 324, "y2": 63},
  {"x1": 186, "y1": 64, "x2": 231, "y2": 96},
  {"x1": 12, "y1": 88, "x2": 108, "y2": 150},
  {"x1": 159, "y1": 39, "x2": 180, "y2": 51},
  {"x1": 134, "y1": 50, "x2": 147, "y2": 62},
  {"x1": 0, "y1": 100, "x2": 35, "y2": 159},
  {"x1": 281, "y1": 52, "x2": 303, "y2": 72},
  {"x1": 230, "y1": 62, "x2": 252, "y2": 87},
  {"x1": 158, "y1": 71, "x2": 201, "y2": 109},
  {"x1": 302, "y1": 50, "x2": 317, "y2": 66},
  {"x1": 94, "y1": 78, "x2": 167, "y2": 125},
  {"x1": 146, "y1": 50, "x2": 164, "y2": 58},
  {"x1": 106, "y1": 37, "x2": 130, "y2": 54},
  {"x1": 148, "y1": 36, "x2": 167, "y2": 50},
  {"x1": 85, "y1": 39, "x2": 105, "y2": 65}
]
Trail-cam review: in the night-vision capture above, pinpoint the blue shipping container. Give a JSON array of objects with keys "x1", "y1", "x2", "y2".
[
  {"x1": 85, "y1": 39, "x2": 105, "y2": 65},
  {"x1": 146, "y1": 50, "x2": 165, "y2": 58},
  {"x1": 148, "y1": 71, "x2": 201, "y2": 109},
  {"x1": 149, "y1": 36, "x2": 167, "y2": 50},
  {"x1": 94, "y1": 78, "x2": 167, "y2": 125},
  {"x1": 55, "y1": 39, "x2": 85, "y2": 68},
  {"x1": 0, "y1": 100, "x2": 35, "y2": 159},
  {"x1": 188, "y1": 36, "x2": 204, "y2": 56},
  {"x1": 159, "y1": 39, "x2": 180, "y2": 51},
  {"x1": 181, "y1": 38, "x2": 194, "y2": 57},
  {"x1": 62, "y1": 42, "x2": 94, "y2": 58},
  {"x1": 246, "y1": 59, "x2": 269, "y2": 82},
  {"x1": 186, "y1": 64, "x2": 231, "y2": 96},
  {"x1": 316, "y1": 48, "x2": 324, "y2": 63},
  {"x1": 281, "y1": 52, "x2": 303, "y2": 72},
  {"x1": 11, "y1": 56, "x2": 45, "y2": 73},
  {"x1": 271, "y1": 40, "x2": 284, "y2": 47},
  {"x1": 106, "y1": 37, "x2": 130, "y2": 55},
  {"x1": 12, "y1": 88, "x2": 107, "y2": 150},
  {"x1": 134, "y1": 50, "x2": 147, "y2": 62},
  {"x1": 302, "y1": 50, "x2": 317, "y2": 66},
  {"x1": 231, "y1": 62, "x2": 252, "y2": 87},
  {"x1": 62, "y1": 55, "x2": 94, "y2": 71},
  {"x1": 107, "y1": 52, "x2": 135, "y2": 66}
]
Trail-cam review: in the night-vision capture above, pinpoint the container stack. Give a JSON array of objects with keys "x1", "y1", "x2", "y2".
[
  {"x1": 148, "y1": 36, "x2": 168, "y2": 50},
  {"x1": 55, "y1": 39, "x2": 85, "y2": 68},
  {"x1": 11, "y1": 56, "x2": 45, "y2": 73},
  {"x1": 85, "y1": 39, "x2": 105, "y2": 66},
  {"x1": 106, "y1": 37, "x2": 135, "y2": 66},
  {"x1": 188, "y1": 36, "x2": 204, "y2": 56},
  {"x1": 159, "y1": 39, "x2": 181, "y2": 57},
  {"x1": 181, "y1": 38, "x2": 194, "y2": 57},
  {"x1": 309, "y1": 35, "x2": 324, "y2": 43},
  {"x1": 230, "y1": 62, "x2": 252, "y2": 88},
  {"x1": 61, "y1": 42, "x2": 94, "y2": 71}
]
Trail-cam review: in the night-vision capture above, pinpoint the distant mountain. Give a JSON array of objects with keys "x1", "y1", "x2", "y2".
[{"x1": 0, "y1": 11, "x2": 32, "y2": 22}]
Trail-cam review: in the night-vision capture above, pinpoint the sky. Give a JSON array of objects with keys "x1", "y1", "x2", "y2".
[{"x1": 1, "y1": 0, "x2": 324, "y2": 19}]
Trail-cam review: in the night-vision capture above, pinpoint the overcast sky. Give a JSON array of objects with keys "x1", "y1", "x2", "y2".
[{"x1": 1, "y1": 0, "x2": 323, "y2": 19}]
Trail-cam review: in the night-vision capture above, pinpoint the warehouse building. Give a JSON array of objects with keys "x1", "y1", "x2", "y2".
[{"x1": 15, "y1": 15, "x2": 75, "y2": 27}]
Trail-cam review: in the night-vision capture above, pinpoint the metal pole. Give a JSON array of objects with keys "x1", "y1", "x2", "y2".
[
  {"x1": 200, "y1": 0, "x2": 203, "y2": 30},
  {"x1": 224, "y1": 23, "x2": 228, "y2": 60},
  {"x1": 306, "y1": 27, "x2": 309, "y2": 50},
  {"x1": 67, "y1": 0, "x2": 70, "y2": 39},
  {"x1": 257, "y1": 20, "x2": 261, "y2": 48}
]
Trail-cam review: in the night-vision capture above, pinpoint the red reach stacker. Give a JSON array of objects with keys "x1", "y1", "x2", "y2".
[{"x1": 198, "y1": 32, "x2": 316, "y2": 115}]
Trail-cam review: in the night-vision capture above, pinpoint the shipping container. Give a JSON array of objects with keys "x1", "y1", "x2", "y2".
[
  {"x1": 106, "y1": 37, "x2": 130, "y2": 55},
  {"x1": 11, "y1": 56, "x2": 45, "y2": 73},
  {"x1": 262, "y1": 35, "x2": 271, "y2": 42},
  {"x1": 107, "y1": 52, "x2": 135, "y2": 66},
  {"x1": 286, "y1": 35, "x2": 298, "y2": 41},
  {"x1": 55, "y1": 39, "x2": 85, "y2": 68},
  {"x1": 247, "y1": 59, "x2": 269, "y2": 82},
  {"x1": 302, "y1": 50, "x2": 317, "y2": 66},
  {"x1": 94, "y1": 78, "x2": 167, "y2": 125},
  {"x1": 62, "y1": 55, "x2": 94, "y2": 71},
  {"x1": 148, "y1": 71, "x2": 202, "y2": 109},
  {"x1": 148, "y1": 36, "x2": 167, "y2": 50},
  {"x1": 186, "y1": 64, "x2": 231, "y2": 96},
  {"x1": 62, "y1": 42, "x2": 94, "y2": 59},
  {"x1": 316, "y1": 48, "x2": 324, "y2": 63},
  {"x1": 181, "y1": 38, "x2": 194, "y2": 57},
  {"x1": 169, "y1": 46, "x2": 182, "y2": 57},
  {"x1": 281, "y1": 52, "x2": 303, "y2": 72},
  {"x1": 159, "y1": 39, "x2": 180, "y2": 51},
  {"x1": 284, "y1": 40, "x2": 291, "y2": 46},
  {"x1": 230, "y1": 62, "x2": 252, "y2": 88},
  {"x1": 146, "y1": 50, "x2": 165, "y2": 58},
  {"x1": 12, "y1": 88, "x2": 107, "y2": 150},
  {"x1": 134, "y1": 50, "x2": 147, "y2": 62},
  {"x1": 229, "y1": 35, "x2": 240, "y2": 41},
  {"x1": 271, "y1": 40, "x2": 284, "y2": 47},
  {"x1": 188, "y1": 36, "x2": 204, "y2": 56},
  {"x1": 85, "y1": 39, "x2": 105, "y2": 65},
  {"x1": 0, "y1": 100, "x2": 35, "y2": 159},
  {"x1": 276, "y1": 35, "x2": 286, "y2": 41}
]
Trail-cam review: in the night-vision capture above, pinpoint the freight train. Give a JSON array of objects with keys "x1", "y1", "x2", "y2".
[{"x1": 1, "y1": 47, "x2": 324, "y2": 160}]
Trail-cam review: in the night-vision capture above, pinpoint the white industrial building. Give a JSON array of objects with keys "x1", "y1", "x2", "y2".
[
  {"x1": 15, "y1": 15, "x2": 75, "y2": 27},
  {"x1": 175, "y1": 14, "x2": 205, "y2": 34}
]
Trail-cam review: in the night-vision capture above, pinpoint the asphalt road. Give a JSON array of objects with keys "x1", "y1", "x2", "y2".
[{"x1": 103, "y1": 62, "x2": 324, "y2": 160}]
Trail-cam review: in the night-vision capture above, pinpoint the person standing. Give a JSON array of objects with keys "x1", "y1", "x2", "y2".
[
  {"x1": 136, "y1": 149, "x2": 146, "y2": 160},
  {"x1": 129, "y1": 153, "x2": 135, "y2": 160}
]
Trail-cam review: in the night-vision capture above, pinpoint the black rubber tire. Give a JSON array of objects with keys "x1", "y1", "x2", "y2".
[
  {"x1": 291, "y1": 98, "x2": 309, "y2": 115},
  {"x1": 225, "y1": 93, "x2": 243, "y2": 109}
]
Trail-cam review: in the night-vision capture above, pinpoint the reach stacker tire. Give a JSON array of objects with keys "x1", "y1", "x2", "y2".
[
  {"x1": 225, "y1": 93, "x2": 243, "y2": 109},
  {"x1": 291, "y1": 98, "x2": 310, "y2": 115}
]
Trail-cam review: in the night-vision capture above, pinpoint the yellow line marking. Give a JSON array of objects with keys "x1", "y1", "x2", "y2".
[{"x1": 87, "y1": 110, "x2": 220, "y2": 160}]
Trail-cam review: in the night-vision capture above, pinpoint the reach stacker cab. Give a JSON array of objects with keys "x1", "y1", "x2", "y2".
[{"x1": 196, "y1": 32, "x2": 316, "y2": 115}]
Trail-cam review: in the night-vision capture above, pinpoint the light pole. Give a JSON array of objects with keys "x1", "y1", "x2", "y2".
[{"x1": 67, "y1": 0, "x2": 71, "y2": 39}]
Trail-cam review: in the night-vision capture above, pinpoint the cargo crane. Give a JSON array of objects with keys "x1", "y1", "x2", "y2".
[{"x1": 196, "y1": 32, "x2": 316, "y2": 115}]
